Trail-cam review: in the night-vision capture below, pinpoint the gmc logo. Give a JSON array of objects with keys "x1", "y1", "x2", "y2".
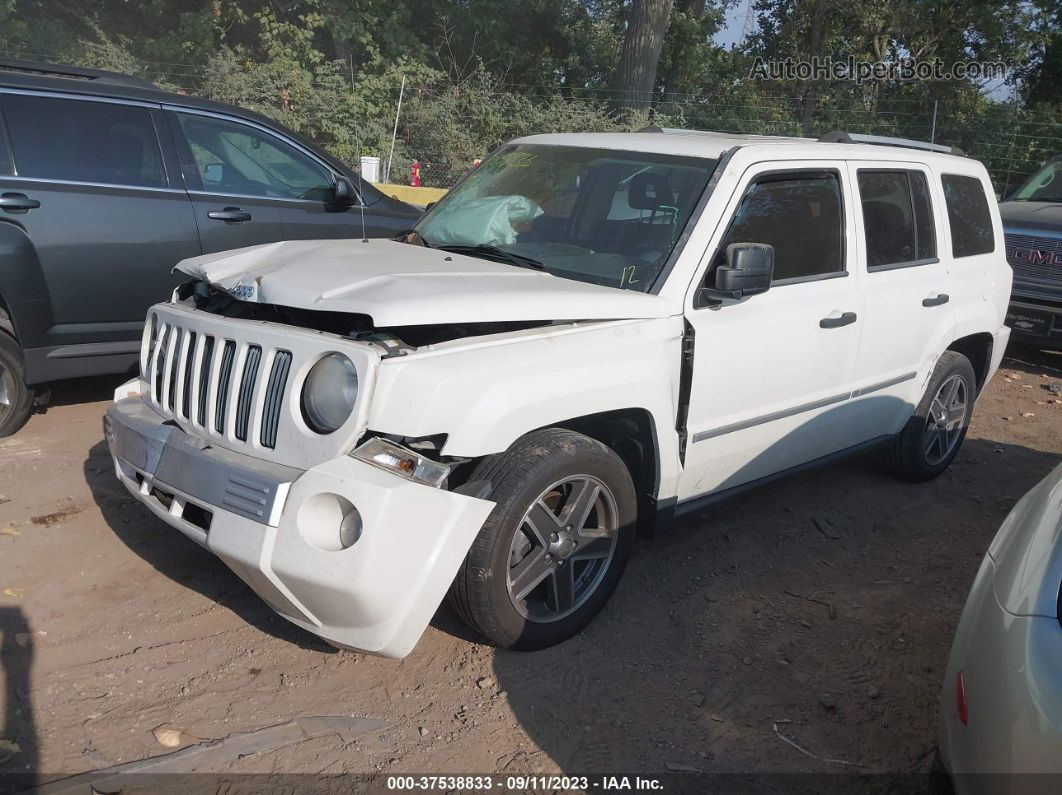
[{"x1": 1012, "y1": 247, "x2": 1062, "y2": 265}]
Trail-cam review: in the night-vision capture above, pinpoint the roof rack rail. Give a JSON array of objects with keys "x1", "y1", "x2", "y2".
[
  {"x1": 818, "y1": 130, "x2": 964, "y2": 157},
  {"x1": 0, "y1": 58, "x2": 158, "y2": 90}
]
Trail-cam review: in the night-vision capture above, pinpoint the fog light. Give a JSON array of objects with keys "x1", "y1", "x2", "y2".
[
  {"x1": 297, "y1": 493, "x2": 362, "y2": 552},
  {"x1": 339, "y1": 505, "x2": 362, "y2": 549}
]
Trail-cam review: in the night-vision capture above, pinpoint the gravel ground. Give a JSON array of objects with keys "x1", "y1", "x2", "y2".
[{"x1": 1, "y1": 345, "x2": 1060, "y2": 790}]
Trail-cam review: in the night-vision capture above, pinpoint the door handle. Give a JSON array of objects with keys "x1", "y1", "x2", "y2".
[
  {"x1": 819, "y1": 311, "x2": 857, "y2": 329},
  {"x1": 207, "y1": 207, "x2": 252, "y2": 222},
  {"x1": 0, "y1": 193, "x2": 41, "y2": 212},
  {"x1": 922, "y1": 293, "x2": 950, "y2": 307}
]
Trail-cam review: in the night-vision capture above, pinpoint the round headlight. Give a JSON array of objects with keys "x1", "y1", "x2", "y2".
[{"x1": 301, "y1": 353, "x2": 359, "y2": 434}]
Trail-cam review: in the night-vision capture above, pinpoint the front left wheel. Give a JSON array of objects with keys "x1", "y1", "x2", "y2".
[
  {"x1": 0, "y1": 333, "x2": 35, "y2": 437},
  {"x1": 448, "y1": 428, "x2": 638, "y2": 650}
]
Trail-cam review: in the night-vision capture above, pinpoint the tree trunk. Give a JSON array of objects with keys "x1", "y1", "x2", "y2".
[{"x1": 616, "y1": 0, "x2": 674, "y2": 125}]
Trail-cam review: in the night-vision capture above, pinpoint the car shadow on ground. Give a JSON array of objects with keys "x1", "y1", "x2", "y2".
[
  {"x1": 490, "y1": 430, "x2": 1059, "y2": 788},
  {"x1": 1001, "y1": 343, "x2": 1062, "y2": 379},
  {"x1": 82, "y1": 440, "x2": 336, "y2": 653},
  {"x1": 32, "y1": 373, "x2": 130, "y2": 413}
]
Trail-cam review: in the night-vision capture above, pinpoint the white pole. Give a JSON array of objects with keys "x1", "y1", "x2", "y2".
[
  {"x1": 930, "y1": 99, "x2": 938, "y2": 143},
  {"x1": 385, "y1": 74, "x2": 406, "y2": 185}
]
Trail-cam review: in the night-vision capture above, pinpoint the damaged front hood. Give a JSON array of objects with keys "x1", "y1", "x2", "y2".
[{"x1": 175, "y1": 239, "x2": 673, "y2": 326}]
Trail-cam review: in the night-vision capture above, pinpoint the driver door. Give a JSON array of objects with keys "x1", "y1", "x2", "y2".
[
  {"x1": 677, "y1": 162, "x2": 867, "y2": 502},
  {"x1": 166, "y1": 109, "x2": 311, "y2": 253}
]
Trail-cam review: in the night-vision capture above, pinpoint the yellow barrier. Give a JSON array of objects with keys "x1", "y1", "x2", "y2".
[{"x1": 376, "y1": 183, "x2": 449, "y2": 206}]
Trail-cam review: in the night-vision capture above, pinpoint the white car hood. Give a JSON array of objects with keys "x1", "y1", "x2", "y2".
[{"x1": 175, "y1": 239, "x2": 673, "y2": 326}]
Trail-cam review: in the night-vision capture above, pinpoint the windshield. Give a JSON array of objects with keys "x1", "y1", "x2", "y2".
[
  {"x1": 415, "y1": 144, "x2": 717, "y2": 292},
  {"x1": 1013, "y1": 159, "x2": 1062, "y2": 202}
]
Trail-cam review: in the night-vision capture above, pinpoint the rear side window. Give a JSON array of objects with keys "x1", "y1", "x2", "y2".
[
  {"x1": 718, "y1": 172, "x2": 844, "y2": 282},
  {"x1": 2, "y1": 94, "x2": 165, "y2": 188},
  {"x1": 857, "y1": 170, "x2": 937, "y2": 269},
  {"x1": 941, "y1": 174, "x2": 995, "y2": 257}
]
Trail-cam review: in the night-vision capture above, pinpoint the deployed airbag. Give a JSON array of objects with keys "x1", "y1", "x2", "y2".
[{"x1": 423, "y1": 194, "x2": 543, "y2": 246}]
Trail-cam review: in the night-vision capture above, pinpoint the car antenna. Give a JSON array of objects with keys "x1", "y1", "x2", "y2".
[{"x1": 350, "y1": 56, "x2": 369, "y2": 243}]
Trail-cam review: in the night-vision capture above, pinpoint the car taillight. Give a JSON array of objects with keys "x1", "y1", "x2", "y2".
[{"x1": 956, "y1": 672, "x2": 969, "y2": 726}]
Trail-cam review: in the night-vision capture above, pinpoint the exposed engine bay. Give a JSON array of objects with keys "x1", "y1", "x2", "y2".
[{"x1": 175, "y1": 279, "x2": 552, "y2": 354}]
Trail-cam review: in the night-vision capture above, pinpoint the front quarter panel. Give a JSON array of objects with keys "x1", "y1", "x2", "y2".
[{"x1": 367, "y1": 317, "x2": 685, "y2": 498}]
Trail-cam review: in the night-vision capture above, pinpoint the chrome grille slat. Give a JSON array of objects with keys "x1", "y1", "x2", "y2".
[
  {"x1": 151, "y1": 323, "x2": 169, "y2": 403},
  {"x1": 178, "y1": 331, "x2": 196, "y2": 420},
  {"x1": 214, "y1": 340, "x2": 237, "y2": 434},
  {"x1": 196, "y1": 335, "x2": 215, "y2": 427},
  {"x1": 1005, "y1": 233, "x2": 1062, "y2": 285},
  {"x1": 163, "y1": 327, "x2": 180, "y2": 412},
  {"x1": 235, "y1": 345, "x2": 262, "y2": 442},
  {"x1": 260, "y1": 351, "x2": 291, "y2": 449}
]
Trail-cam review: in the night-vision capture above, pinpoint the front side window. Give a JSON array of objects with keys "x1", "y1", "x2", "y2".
[
  {"x1": 176, "y1": 113, "x2": 333, "y2": 201},
  {"x1": 2, "y1": 94, "x2": 165, "y2": 188},
  {"x1": 941, "y1": 174, "x2": 995, "y2": 258},
  {"x1": 858, "y1": 170, "x2": 937, "y2": 269},
  {"x1": 414, "y1": 144, "x2": 716, "y2": 292},
  {"x1": 714, "y1": 172, "x2": 844, "y2": 283},
  {"x1": 1012, "y1": 159, "x2": 1062, "y2": 203}
]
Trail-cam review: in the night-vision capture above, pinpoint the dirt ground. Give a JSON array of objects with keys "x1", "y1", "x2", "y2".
[{"x1": 1, "y1": 345, "x2": 1061, "y2": 791}]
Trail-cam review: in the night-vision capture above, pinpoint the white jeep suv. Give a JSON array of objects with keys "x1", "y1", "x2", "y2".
[{"x1": 105, "y1": 129, "x2": 1012, "y2": 657}]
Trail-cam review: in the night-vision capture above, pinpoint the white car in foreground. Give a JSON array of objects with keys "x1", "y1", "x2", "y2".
[
  {"x1": 938, "y1": 461, "x2": 1062, "y2": 793},
  {"x1": 105, "y1": 129, "x2": 1012, "y2": 657}
]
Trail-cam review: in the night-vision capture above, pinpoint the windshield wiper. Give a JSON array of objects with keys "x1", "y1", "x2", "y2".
[{"x1": 437, "y1": 244, "x2": 545, "y2": 270}]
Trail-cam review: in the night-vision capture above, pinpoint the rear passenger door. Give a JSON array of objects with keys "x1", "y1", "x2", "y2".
[
  {"x1": 847, "y1": 162, "x2": 955, "y2": 435},
  {"x1": 0, "y1": 91, "x2": 200, "y2": 357}
]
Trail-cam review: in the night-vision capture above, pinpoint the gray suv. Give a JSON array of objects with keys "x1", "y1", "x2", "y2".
[
  {"x1": 0, "y1": 59, "x2": 419, "y2": 436},
  {"x1": 1000, "y1": 155, "x2": 1062, "y2": 348}
]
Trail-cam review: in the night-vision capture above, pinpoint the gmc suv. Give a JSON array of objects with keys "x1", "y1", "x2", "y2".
[
  {"x1": 1001, "y1": 154, "x2": 1062, "y2": 348},
  {"x1": 0, "y1": 59, "x2": 420, "y2": 435}
]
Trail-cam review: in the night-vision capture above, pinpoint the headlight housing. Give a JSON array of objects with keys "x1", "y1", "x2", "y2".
[{"x1": 301, "y1": 353, "x2": 359, "y2": 434}]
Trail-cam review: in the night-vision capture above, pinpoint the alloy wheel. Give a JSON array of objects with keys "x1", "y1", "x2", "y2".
[
  {"x1": 923, "y1": 374, "x2": 968, "y2": 466},
  {"x1": 506, "y1": 475, "x2": 619, "y2": 623}
]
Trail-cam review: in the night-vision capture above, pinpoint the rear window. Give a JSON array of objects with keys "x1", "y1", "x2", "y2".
[
  {"x1": 941, "y1": 174, "x2": 995, "y2": 258},
  {"x1": 2, "y1": 94, "x2": 165, "y2": 189}
]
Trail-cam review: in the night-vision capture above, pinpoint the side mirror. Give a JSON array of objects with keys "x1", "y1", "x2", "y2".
[
  {"x1": 699, "y1": 243, "x2": 774, "y2": 306},
  {"x1": 332, "y1": 175, "x2": 358, "y2": 207}
]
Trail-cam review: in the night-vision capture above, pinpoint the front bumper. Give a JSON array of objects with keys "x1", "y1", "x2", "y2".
[
  {"x1": 1006, "y1": 294, "x2": 1062, "y2": 349},
  {"x1": 105, "y1": 393, "x2": 494, "y2": 657},
  {"x1": 938, "y1": 555, "x2": 1062, "y2": 793}
]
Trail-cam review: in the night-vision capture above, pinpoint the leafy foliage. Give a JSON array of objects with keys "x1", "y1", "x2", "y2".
[{"x1": 0, "y1": 0, "x2": 1057, "y2": 188}]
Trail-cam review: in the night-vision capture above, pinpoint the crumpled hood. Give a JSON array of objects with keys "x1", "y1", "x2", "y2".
[{"x1": 174, "y1": 239, "x2": 673, "y2": 326}]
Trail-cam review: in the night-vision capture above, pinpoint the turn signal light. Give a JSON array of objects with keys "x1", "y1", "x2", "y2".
[{"x1": 351, "y1": 438, "x2": 450, "y2": 487}]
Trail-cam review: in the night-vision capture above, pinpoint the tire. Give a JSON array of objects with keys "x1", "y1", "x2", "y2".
[
  {"x1": 0, "y1": 333, "x2": 34, "y2": 438},
  {"x1": 886, "y1": 351, "x2": 977, "y2": 482},
  {"x1": 448, "y1": 428, "x2": 638, "y2": 650}
]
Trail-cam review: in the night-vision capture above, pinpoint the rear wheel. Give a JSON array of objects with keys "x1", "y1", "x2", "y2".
[
  {"x1": 448, "y1": 428, "x2": 637, "y2": 650},
  {"x1": 886, "y1": 351, "x2": 976, "y2": 482},
  {"x1": 0, "y1": 333, "x2": 34, "y2": 437}
]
